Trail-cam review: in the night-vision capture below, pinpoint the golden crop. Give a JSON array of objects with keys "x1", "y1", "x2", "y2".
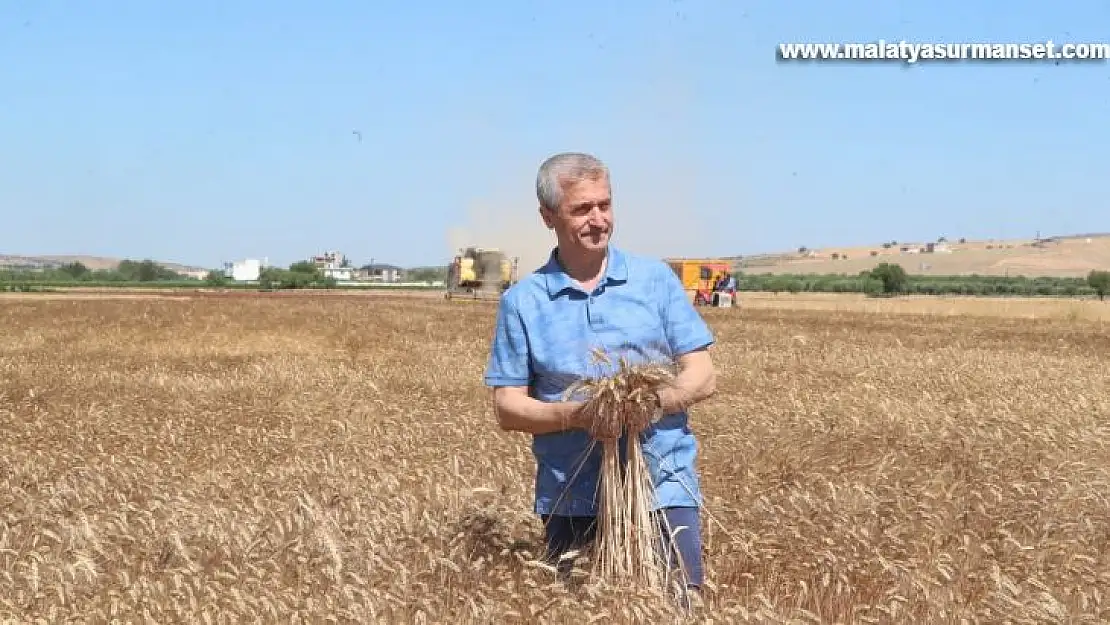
[{"x1": 1, "y1": 293, "x2": 1108, "y2": 623}]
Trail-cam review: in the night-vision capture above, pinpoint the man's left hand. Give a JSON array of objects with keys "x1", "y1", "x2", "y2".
[{"x1": 654, "y1": 349, "x2": 716, "y2": 415}]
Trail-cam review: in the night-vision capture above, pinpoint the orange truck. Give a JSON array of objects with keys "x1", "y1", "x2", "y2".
[{"x1": 665, "y1": 258, "x2": 734, "y2": 306}]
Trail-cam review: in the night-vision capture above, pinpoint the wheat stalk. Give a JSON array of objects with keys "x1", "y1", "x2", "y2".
[
  {"x1": 564, "y1": 348, "x2": 680, "y2": 591},
  {"x1": 6, "y1": 294, "x2": 1108, "y2": 622}
]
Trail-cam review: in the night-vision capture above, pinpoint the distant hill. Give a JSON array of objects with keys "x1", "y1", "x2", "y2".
[
  {"x1": 730, "y1": 234, "x2": 1110, "y2": 278},
  {"x1": 0, "y1": 254, "x2": 210, "y2": 275},
  {"x1": 8, "y1": 232, "x2": 1109, "y2": 281}
]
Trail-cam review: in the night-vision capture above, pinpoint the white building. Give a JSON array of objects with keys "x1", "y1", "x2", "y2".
[
  {"x1": 223, "y1": 258, "x2": 264, "y2": 282},
  {"x1": 323, "y1": 266, "x2": 353, "y2": 281},
  {"x1": 312, "y1": 251, "x2": 347, "y2": 269},
  {"x1": 310, "y1": 251, "x2": 354, "y2": 282},
  {"x1": 358, "y1": 264, "x2": 403, "y2": 282},
  {"x1": 375, "y1": 267, "x2": 401, "y2": 282}
]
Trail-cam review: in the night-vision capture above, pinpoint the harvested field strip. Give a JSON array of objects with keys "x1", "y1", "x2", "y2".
[{"x1": 738, "y1": 292, "x2": 1110, "y2": 321}]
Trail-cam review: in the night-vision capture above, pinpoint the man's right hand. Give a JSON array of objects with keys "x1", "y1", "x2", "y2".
[{"x1": 492, "y1": 388, "x2": 593, "y2": 436}]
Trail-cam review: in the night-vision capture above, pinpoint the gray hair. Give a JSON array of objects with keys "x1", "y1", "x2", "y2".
[{"x1": 535, "y1": 152, "x2": 610, "y2": 213}]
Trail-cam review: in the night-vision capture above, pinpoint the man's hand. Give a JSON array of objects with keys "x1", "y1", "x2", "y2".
[
  {"x1": 563, "y1": 400, "x2": 590, "y2": 429},
  {"x1": 655, "y1": 348, "x2": 716, "y2": 416},
  {"x1": 492, "y1": 387, "x2": 591, "y2": 435}
]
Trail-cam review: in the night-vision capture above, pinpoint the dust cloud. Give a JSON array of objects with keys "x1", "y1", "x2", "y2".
[
  {"x1": 600, "y1": 15, "x2": 714, "y2": 262},
  {"x1": 609, "y1": 161, "x2": 707, "y2": 261},
  {"x1": 443, "y1": 31, "x2": 717, "y2": 275},
  {"x1": 443, "y1": 157, "x2": 711, "y2": 279},
  {"x1": 445, "y1": 201, "x2": 555, "y2": 279}
]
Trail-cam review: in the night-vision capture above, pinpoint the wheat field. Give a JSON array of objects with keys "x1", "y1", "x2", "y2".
[{"x1": 2, "y1": 294, "x2": 1108, "y2": 623}]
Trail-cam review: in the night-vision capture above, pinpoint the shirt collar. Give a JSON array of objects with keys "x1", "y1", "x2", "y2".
[{"x1": 541, "y1": 245, "x2": 628, "y2": 297}]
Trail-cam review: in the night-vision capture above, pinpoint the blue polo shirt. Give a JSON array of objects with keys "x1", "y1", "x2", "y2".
[{"x1": 484, "y1": 246, "x2": 715, "y2": 516}]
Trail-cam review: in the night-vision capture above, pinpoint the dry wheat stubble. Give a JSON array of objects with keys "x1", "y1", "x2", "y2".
[{"x1": 0, "y1": 294, "x2": 1108, "y2": 623}]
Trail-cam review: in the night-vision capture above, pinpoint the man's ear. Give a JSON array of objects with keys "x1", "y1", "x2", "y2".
[{"x1": 539, "y1": 206, "x2": 556, "y2": 230}]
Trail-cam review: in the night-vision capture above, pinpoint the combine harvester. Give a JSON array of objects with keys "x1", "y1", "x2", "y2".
[
  {"x1": 444, "y1": 247, "x2": 519, "y2": 301},
  {"x1": 665, "y1": 257, "x2": 737, "y2": 307}
]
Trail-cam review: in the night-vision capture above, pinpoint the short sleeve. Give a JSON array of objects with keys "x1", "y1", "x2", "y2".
[
  {"x1": 659, "y1": 263, "x2": 715, "y2": 356},
  {"x1": 484, "y1": 294, "x2": 532, "y2": 387}
]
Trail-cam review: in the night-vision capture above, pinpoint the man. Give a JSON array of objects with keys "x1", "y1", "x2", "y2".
[
  {"x1": 723, "y1": 272, "x2": 738, "y2": 294},
  {"x1": 483, "y1": 151, "x2": 717, "y2": 590}
]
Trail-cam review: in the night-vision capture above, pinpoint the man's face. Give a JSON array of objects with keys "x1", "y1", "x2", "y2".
[{"x1": 541, "y1": 174, "x2": 613, "y2": 255}]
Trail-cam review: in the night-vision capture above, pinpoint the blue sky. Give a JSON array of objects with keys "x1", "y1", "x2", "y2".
[{"x1": 2, "y1": 0, "x2": 1107, "y2": 270}]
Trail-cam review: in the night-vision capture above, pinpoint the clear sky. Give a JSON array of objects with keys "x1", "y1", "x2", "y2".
[{"x1": 2, "y1": 0, "x2": 1107, "y2": 271}]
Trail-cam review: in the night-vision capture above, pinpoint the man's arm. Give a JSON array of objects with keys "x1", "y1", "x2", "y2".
[
  {"x1": 484, "y1": 294, "x2": 586, "y2": 435},
  {"x1": 491, "y1": 387, "x2": 586, "y2": 435},
  {"x1": 655, "y1": 347, "x2": 716, "y2": 415},
  {"x1": 656, "y1": 262, "x2": 718, "y2": 415}
]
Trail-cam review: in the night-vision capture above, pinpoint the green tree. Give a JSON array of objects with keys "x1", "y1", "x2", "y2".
[
  {"x1": 407, "y1": 266, "x2": 447, "y2": 283},
  {"x1": 1088, "y1": 270, "x2": 1110, "y2": 301},
  {"x1": 115, "y1": 259, "x2": 140, "y2": 281},
  {"x1": 288, "y1": 261, "x2": 319, "y2": 276},
  {"x1": 766, "y1": 276, "x2": 794, "y2": 294},
  {"x1": 862, "y1": 276, "x2": 884, "y2": 295},
  {"x1": 136, "y1": 259, "x2": 160, "y2": 282},
  {"x1": 868, "y1": 262, "x2": 908, "y2": 294},
  {"x1": 204, "y1": 270, "x2": 227, "y2": 286},
  {"x1": 59, "y1": 262, "x2": 89, "y2": 280},
  {"x1": 114, "y1": 258, "x2": 180, "y2": 282},
  {"x1": 258, "y1": 266, "x2": 283, "y2": 290}
]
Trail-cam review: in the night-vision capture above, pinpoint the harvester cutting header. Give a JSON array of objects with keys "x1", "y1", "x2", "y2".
[{"x1": 445, "y1": 247, "x2": 519, "y2": 300}]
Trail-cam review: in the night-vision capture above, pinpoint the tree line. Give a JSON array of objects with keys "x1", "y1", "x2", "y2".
[
  {"x1": 0, "y1": 260, "x2": 186, "y2": 285},
  {"x1": 740, "y1": 264, "x2": 1110, "y2": 300},
  {"x1": 0, "y1": 259, "x2": 421, "y2": 291},
  {"x1": 199, "y1": 261, "x2": 339, "y2": 290},
  {"x1": 2, "y1": 259, "x2": 1107, "y2": 300}
]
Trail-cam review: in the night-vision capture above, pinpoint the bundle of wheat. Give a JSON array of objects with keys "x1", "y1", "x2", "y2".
[{"x1": 563, "y1": 349, "x2": 686, "y2": 592}]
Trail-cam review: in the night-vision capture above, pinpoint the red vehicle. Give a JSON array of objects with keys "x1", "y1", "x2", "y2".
[{"x1": 693, "y1": 265, "x2": 735, "y2": 306}]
